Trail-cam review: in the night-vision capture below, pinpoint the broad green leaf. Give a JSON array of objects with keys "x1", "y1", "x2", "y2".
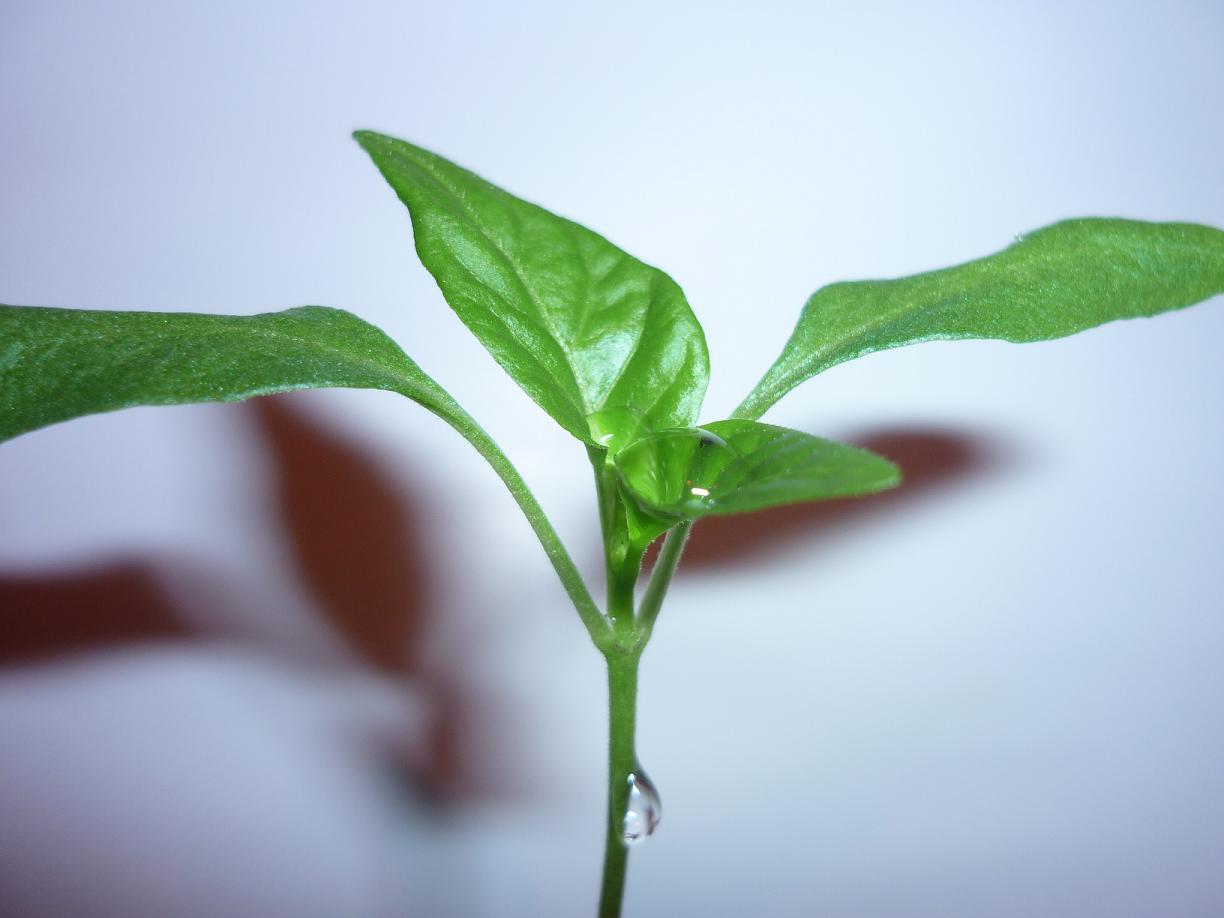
[
  {"x1": 0, "y1": 304, "x2": 465, "y2": 442},
  {"x1": 736, "y1": 218, "x2": 1224, "y2": 419},
  {"x1": 0, "y1": 302, "x2": 609, "y2": 634},
  {"x1": 614, "y1": 419, "x2": 900, "y2": 545},
  {"x1": 354, "y1": 130, "x2": 710, "y2": 445}
]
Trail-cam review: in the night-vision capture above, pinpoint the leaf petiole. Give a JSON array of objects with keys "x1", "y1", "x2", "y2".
[
  {"x1": 448, "y1": 408, "x2": 610, "y2": 646},
  {"x1": 632, "y1": 521, "x2": 692, "y2": 652}
]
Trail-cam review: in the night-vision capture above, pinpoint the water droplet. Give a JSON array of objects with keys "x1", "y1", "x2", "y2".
[
  {"x1": 586, "y1": 407, "x2": 647, "y2": 456},
  {"x1": 623, "y1": 769, "x2": 662, "y2": 846},
  {"x1": 615, "y1": 427, "x2": 739, "y2": 517}
]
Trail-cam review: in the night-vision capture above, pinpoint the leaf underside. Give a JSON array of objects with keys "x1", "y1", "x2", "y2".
[
  {"x1": 0, "y1": 304, "x2": 462, "y2": 443},
  {"x1": 737, "y1": 218, "x2": 1224, "y2": 419},
  {"x1": 354, "y1": 130, "x2": 710, "y2": 446}
]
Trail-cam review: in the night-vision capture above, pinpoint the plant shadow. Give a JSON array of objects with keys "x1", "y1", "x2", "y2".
[
  {"x1": 651, "y1": 426, "x2": 1007, "y2": 572},
  {"x1": 0, "y1": 414, "x2": 1008, "y2": 800},
  {"x1": 0, "y1": 562, "x2": 191, "y2": 663},
  {"x1": 0, "y1": 394, "x2": 507, "y2": 801}
]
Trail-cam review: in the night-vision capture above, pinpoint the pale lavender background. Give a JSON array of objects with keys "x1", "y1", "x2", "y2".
[{"x1": 2, "y1": 1, "x2": 1224, "y2": 916}]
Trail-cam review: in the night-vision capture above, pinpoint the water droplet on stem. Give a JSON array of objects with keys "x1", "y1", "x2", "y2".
[{"x1": 623, "y1": 769, "x2": 662, "y2": 845}]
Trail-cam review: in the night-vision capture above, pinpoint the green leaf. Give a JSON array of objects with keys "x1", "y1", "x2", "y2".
[
  {"x1": 614, "y1": 419, "x2": 900, "y2": 545},
  {"x1": 0, "y1": 302, "x2": 610, "y2": 637},
  {"x1": 0, "y1": 304, "x2": 463, "y2": 441},
  {"x1": 354, "y1": 130, "x2": 710, "y2": 446},
  {"x1": 736, "y1": 218, "x2": 1224, "y2": 419}
]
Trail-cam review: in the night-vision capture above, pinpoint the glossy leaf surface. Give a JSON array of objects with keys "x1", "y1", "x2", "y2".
[
  {"x1": 737, "y1": 219, "x2": 1224, "y2": 418},
  {"x1": 614, "y1": 419, "x2": 899, "y2": 544},
  {"x1": 354, "y1": 130, "x2": 709, "y2": 444},
  {"x1": 0, "y1": 304, "x2": 463, "y2": 442}
]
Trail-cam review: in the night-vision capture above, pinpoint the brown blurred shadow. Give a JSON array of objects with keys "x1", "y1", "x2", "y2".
[
  {"x1": 671, "y1": 426, "x2": 1004, "y2": 570},
  {"x1": 0, "y1": 414, "x2": 988, "y2": 799},
  {"x1": 249, "y1": 396, "x2": 502, "y2": 800},
  {"x1": 0, "y1": 394, "x2": 509, "y2": 801},
  {"x1": 252, "y1": 397, "x2": 429, "y2": 674},
  {"x1": 0, "y1": 562, "x2": 191, "y2": 666}
]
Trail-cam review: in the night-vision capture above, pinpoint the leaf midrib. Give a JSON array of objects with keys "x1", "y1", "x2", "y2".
[{"x1": 395, "y1": 147, "x2": 592, "y2": 418}]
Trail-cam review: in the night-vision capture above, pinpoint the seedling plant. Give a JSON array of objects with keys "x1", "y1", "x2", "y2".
[{"x1": 2, "y1": 131, "x2": 1222, "y2": 917}]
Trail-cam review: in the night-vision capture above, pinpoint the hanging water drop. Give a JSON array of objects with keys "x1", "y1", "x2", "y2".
[{"x1": 623, "y1": 770, "x2": 662, "y2": 845}]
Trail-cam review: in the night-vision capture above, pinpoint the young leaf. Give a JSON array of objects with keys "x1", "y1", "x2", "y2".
[
  {"x1": 736, "y1": 219, "x2": 1224, "y2": 419},
  {"x1": 354, "y1": 130, "x2": 710, "y2": 446},
  {"x1": 614, "y1": 419, "x2": 900, "y2": 545},
  {"x1": 0, "y1": 304, "x2": 461, "y2": 441}
]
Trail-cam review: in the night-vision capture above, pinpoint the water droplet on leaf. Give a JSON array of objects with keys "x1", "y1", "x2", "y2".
[
  {"x1": 615, "y1": 427, "x2": 739, "y2": 517},
  {"x1": 623, "y1": 769, "x2": 662, "y2": 846}
]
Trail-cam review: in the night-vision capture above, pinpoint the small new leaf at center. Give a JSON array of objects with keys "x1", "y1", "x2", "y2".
[{"x1": 613, "y1": 420, "x2": 901, "y2": 548}]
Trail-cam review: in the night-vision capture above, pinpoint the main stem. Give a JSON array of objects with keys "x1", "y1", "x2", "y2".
[
  {"x1": 588, "y1": 452, "x2": 693, "y2": 917},
  {"x1": 598, "y1": 649, "x2": 640, "y2": 918}
]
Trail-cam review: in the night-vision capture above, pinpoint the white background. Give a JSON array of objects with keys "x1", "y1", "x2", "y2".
[{"x1": 2, "y1": 2, "x2": 1223, "y2": 915}]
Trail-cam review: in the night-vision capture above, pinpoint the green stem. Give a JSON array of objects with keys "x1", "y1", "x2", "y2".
[
  {"x1": 455, "y1": 420, "x2": 611, "y2": 645},
  {"x1": 598, "y1": 650, "x2": 641, "y2": 918},
  {"x1": 633, "y1": 521, "x2": 692, "y2": 650},
  {"x1": 730, "y1": 385, "x2": 776, "y2": 421},
  {"x1": 590, "y1": 450, "x2": 643, "y2": 638},
  {"x1": 589, "y1": 446, "x2": 618, "y2": 550},
  {"x1": 731, "y1": 359, "x2": 785, "y2": 421}
]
